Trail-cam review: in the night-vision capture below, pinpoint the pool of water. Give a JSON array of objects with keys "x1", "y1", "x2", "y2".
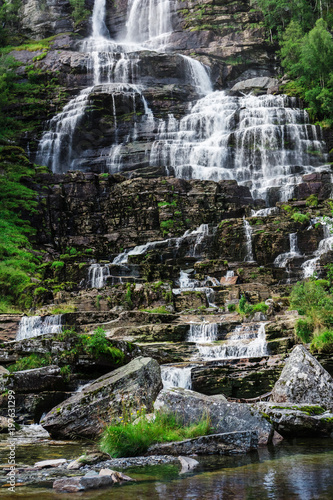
[{"x1": 1, "y1": 438, "x2": 333, "y2": 499}]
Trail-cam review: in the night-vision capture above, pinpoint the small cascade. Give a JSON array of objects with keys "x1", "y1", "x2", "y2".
[
  {"x1": 190, "y1": 223, "x2": 209, "y2": 257},
  {"x1": 87, "y1": 263, "x2": 111, "y2": 288},
  {"x1": 243, "y1": 219, "x2": 255, "y2": 262},
  {"x1": 36, "y1": 88, "x2": 92, "y2": 172},
  {"x1": 112, "y1": 224, "x2": 212, "y2": 265},
  {"x1": 274, "y1": 233, "x2": 302, "y2": 268},
  {"x1": 197, "y1": 323, "x2": 267, "y2": 360},
  {"x1": 251, "y1": 207, "x2": 279, "y2": 217},
  {"x1": 161, "y1": 365, "x2": 192, "y2": 390},
  {"x1": 172, "y1": 270, "x2": 217, "y2": 307},
  {"x1": 17, "y1": 315, "x2": 63, "y2": 341},
  {"x1": 187, "y1": 322, "x2": 218, "y2": 343},
  {"x1": 302, "y1": 221, "x2": 333, "y2": 278},
  {"x1": 224, "y1": 270, "x2": 235, "y2": 283},
  {"x1": 180, "y1": 55, "x2": 213, "y2": 96}
]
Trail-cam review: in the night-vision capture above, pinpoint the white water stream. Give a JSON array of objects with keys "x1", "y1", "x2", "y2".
[{"x1": 17, "y1": 315, "x2": 63, "y2": 340}]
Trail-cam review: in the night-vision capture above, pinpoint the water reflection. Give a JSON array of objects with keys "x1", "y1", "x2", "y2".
[{"x1": 1, "y1": 439, "x2": 332, "y2": 499}]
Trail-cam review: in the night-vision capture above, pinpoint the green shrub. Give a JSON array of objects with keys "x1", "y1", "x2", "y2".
[
  {"x1": 8, "y1": 353, "x2": 52, "y2": 372},
  {"x1": 306, "y1": 194, "x2": 319, "y2": 207},
  {"x1": 310, "y1": 330, "x2": 333, "y2": 353},
  {"x1": 100, "y1": 411, "x2": 212, "y2": 458},
  {"x1": 83, "y1": 327, "x2": 124, "y2": 363},
  {"x1": 227, "y1": 304, "x2": 236, "y2": 312},
  {"x1": 51, "y1": 261, "x2": 65, "y2": 269},
  {"x1": 295, "y1": 318, "x2": 314, "y2": 343},
  {"x1": 291, "y1": 212, "x2": 310, "y2": 223},
  {"x1": 125, "y1": 283, "x2": 133, "y2": 308},
  {"x1": 141, "y1": 305, "x2": 169, "y2": 314},
  {"x1": 251, "y1": 302, "x2": 269, "y2": 314}
]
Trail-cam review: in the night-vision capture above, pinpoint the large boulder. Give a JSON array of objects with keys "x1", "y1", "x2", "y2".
[
  {"x1": 147, "y1": 431, "x2": 258, "y2": 456},
  {"x1": 270, "y1": 345, "x2": 333, "y2": 411},
  {"x1": 255, "y1": 402, "x2": 333, "y2": 437},
  {"x1": 154, "y1": 388, "x2": 274, "y2": 445},
  {"x1": 2, "y1": 365, "x2": 67, "y2": 393},
  {"x1": 41, "y1": 357, "x2": 162, "y2": 438}
]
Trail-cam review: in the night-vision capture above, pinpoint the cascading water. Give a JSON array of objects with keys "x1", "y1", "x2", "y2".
[
  {"x1": 161, "y1": 365, "x2": 192, "y2": 390},
  {"x1": 17, "y1": 315, "x2": 63, "y2": 341},
  {"x1": 243, "y1": 219, "x2": 255, "y2": 262},
  {"x1": 197, "y1": 323, "x2": 267, "y2": 360},
  {"x1": 187, "y1": 322, "x2": 218, "y2": 343},
  {"x1": 87, "y1": 263, "x2": 111, "y2": 288},
  {"x1": 172, "y1": 270, "x2": 217, "y2": 308},
  {"x1": 302, "y1": 221, "x2": 333, "y2": 278},
  {"x1": 36, "y1": 0, "x2": 212, "y2": 173},
  {"x1": 274, "y1": 233, "x2": 302, "y2": 268},
  {"x1": 112, "y1": 224, "x2": 212, "y2": 265},
  {"x1": 150, "y1": 92, "x2": 329, "y2": 203}
]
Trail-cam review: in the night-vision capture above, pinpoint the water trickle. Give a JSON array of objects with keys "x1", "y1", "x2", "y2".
[
  {"x1": 17, "y1": 315, "x2": 63, "y2": 341},
  {"x1": 302, "y1": 220, "x2": 333, "y2": 278},
  {"x1": 161, "y1": 365, "x2": 192, "y2": 390},
  {"x1": 251, "y1": 207, "x2": 279, "y2": 217},
  {"x1": 243, "y1": 219, "x2": 255, "y2": 262},
  {"x1": 172, "y1": 270, "x2": 216, "y2": 307},
  {"x1": 274, "y1": 233, "x2": 302, "y2": 268}
]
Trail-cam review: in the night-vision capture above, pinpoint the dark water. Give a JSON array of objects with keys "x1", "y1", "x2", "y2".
[{"x1": 1, "y1": 438, "x2": 333, "y2": 499}]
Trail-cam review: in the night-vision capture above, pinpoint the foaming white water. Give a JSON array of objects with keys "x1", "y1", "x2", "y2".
[
  {"x1": 187, "y1": 322, "x2": 218, "y2": 343},
  {"x1": 274, "y1": 233, "x2": 302, "y2": 268},
  {"x1": 302, "y1": 221, "x2": 333, "y2": 278},
  {"x1": 150, "y1": 92, "x2": 328, "y2": 202},
  {"x1": 251, "y1": 207, "x2": 279, "y2": 217},
  {"x1": 112, "y1": 224, "x2": 211, "y2": 264},
  {"x1": 37, "y1": 0, "x2": 211, "y2": 172},
  {"x1": 243, "y1": 218, "x2": 255, "y2": 262},
  {"x1": 88, "y1": 263, "x2": 111, "y2": 288},
  {"x1": 197, "y1": 323, "x2": 267, "y2": 360},
  {"x1": 17, "y1": 315, "x2": 62, "y2": 341},
  {"x1": 161, "y1": 365, "x2": 192, "y2": 389},
  {"x1": 172, "y1": 270, "x2": 216, "y2": 307}
]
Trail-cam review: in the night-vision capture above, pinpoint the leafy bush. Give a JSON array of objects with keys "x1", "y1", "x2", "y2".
[
  {"x1": 306, "y1": 194, "x2": 319, "y2": 207},
  {"x1": 227, "y1": 304, "x2": 236, "y2": 312},
  {"x1": 141, "y1": 306, "x2": 169, "y2": 314},
  {"x1": 83, "y1": 327, "x2": 124, "y2": 362},
  {"x1": 100, "y1": 411, "x2": 212, "y2": 458},
  {"x1": 291, "y1": 212, "x2": 310, "y2": 223},
  {"x1": 8, "y1": 353, "x2": 52, "y2": 372},
  {"x1": 310, "y1": 330, "x2": 333, "y2": 353},
  {"x1": 295, "y1": 318, "x2": 314, "y2": 343}
]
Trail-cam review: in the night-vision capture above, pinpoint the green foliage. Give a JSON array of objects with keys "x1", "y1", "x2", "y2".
[
  {"x1": 83, "y1": 327, "x2": 124, "y2": 361},
  {"x1": 69, "y1": 0, "x2": 90, "y2": 26},
  {"x1": 291, "y1": 212, "x2": 310, "y2": 223},
  {"x1": 51, "y1": 261, "x2": 65, "y2": 269},
  {"x1": 280, "y1": 19, "x2": 333, "y2": 122},
  {"x1": 227, "y1": 303, "x2": 236, "y2": 312},
  {"x1": 310, "y1": 329, "x2": 333, "y2": 353},
  {"x1": 306, "y1": 194, "x2": 319, "y2": 207},
  {"x1": 238, "y1": 296, "x2": 268, "y2": 315},
  {"x1": 125, "y1": 283, "x2": 133, "y2": 308},
  {"x1": 160, "y1": 219, "x2": 174, "y2": 235},
  {"x1": 60, "y1": 364, "x2": 72, "y2": 381},
  {"x1": 0, "y1": 146, "x2": 40, "y2": 308},
  {"x1": 100, "y1": 411, "x2": 212, "y2": 458},
  {"x1": 8, "y1": 353, "x2": 52, "y2": 372},
  {"x1": 295, "y1": 318, "x2": 314, "y2": 343}
]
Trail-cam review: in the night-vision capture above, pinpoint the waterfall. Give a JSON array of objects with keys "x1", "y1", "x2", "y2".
[
  {"x1": 197, "y1": 323, "x2": 267, "y2": 360},
  {"x1": 87, "y1": 264, "x2": 111, "y2": 288},
  {"x1": 17, "y1": 315, "x2": 63, "y2": 341},
  {"x1": 150, "y1": 92, "x2": 328, "y2": 203},
  {"x1": 187, "y1": 323, "x2": 218, "y2": 343},
  {"x1": 243, "y1": 219, "x2": 255, "y2": 262},
  {"x1": 274, "y1": 233, "x2": 302, "y2": 268},
  {"x1": 161, "y1": 365, "x2": 192, "y2": 389},
  {"x1": 112, "y1": 224, "x2": 211, "y2": 265},
  {"x1": 172, "y1": 270, "x2": 217, "y2": 307},
  {"x1": 180, "y1": 55, "x2": 213, "y2": 96},
  {"x1": 36, "y1": 0, "x2": 211, "y2": 173},
  {"x1": 251, "y1": 207, "x2": 279, "y2": 217},
  {"x1": 302, "y1": 221, "x2": 333, "y2": 278}
]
